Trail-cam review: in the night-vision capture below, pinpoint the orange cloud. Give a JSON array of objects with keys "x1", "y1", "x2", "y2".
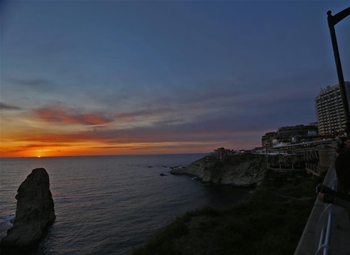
[
  {"x1": 1, "y1": 128, "x2": 261, "y2": 157},
  {"x1": 2, "y1": 108, "x2": 266, "y2": 157},
  {"x1": 34, "y1": 106, "x2": 113, "y2": 125}
]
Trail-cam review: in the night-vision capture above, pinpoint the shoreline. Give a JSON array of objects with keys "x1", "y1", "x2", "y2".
[{"x1": 131, "y1": 169, "x2": 323, "y2": 255}]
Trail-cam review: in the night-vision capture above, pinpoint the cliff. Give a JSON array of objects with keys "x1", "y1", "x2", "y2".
[
  {"x1": 132, "y1": 169, "x2": 320, "y2": 255},
  {"x1": 1, "y1": 168, "x2": 56, "y2": 250},
  {"x1": 171, "y1": 152, "x2": 269, "y2": 187}
]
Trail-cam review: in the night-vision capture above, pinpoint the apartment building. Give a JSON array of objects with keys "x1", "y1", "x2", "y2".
[
  {"x1": 278, "y1": 125, "x2": 318, "y2": 141},
  {"x1": 261, "y1": 132, "x2": 277, "y2": 147},
  {"x1": 315, "y1": 82, "x2": 350, "y2": 136},
  {"x1": 261, "y1": 124, "x2": 318, "y2": 147}
]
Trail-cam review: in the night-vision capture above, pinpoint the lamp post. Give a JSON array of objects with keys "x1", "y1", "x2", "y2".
[{"x1": 327, "y1": 7, "x2": 350, "y2": 138}]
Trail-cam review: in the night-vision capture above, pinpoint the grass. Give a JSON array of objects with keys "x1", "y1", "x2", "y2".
[{"x1": 131, "y1": 169, "x2": 324, "y2": 255}]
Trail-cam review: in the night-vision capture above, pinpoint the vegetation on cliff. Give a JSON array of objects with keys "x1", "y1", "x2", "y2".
[
  {"x1": 171, "y1": 152, "x2": 269, "y2": 187},
  {"x1": 132, "y1": 169, "x2": 323, "y2": 255}
]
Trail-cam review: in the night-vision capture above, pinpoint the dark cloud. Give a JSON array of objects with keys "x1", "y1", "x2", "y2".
[
  {"x1": 114, "y1": 108, "x2": 175, "y2": 121},
  {"x1": 9, "y1": 78, "x2": 56, "y2": 88},
  {"x1": 12, "y1": 118, "x2": 255, "y2": 144},
  {"x1": 0, "y1": 102, "x2": 22, "y2": 110},
  {"x1": 23, "y1": 143, "x2": 72, "y2": 149}
]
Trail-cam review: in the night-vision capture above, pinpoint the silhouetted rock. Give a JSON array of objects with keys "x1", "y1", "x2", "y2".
[{"x1": 1, "y1": 168, "x2": 55, "y2": 250}]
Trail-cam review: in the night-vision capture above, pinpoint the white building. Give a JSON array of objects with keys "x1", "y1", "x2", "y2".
[{"x1": 315, "y1": 82, "x2": 350, "y2": 136}]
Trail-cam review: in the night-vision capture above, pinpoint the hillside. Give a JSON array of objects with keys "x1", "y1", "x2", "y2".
[{"x1": 171, "y1": 152, "x2": 271, "y2": 187}]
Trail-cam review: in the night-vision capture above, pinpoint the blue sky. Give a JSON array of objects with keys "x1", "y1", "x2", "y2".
[{"x1": 1, "y1": 0, "x2": 350, "y2": 156}]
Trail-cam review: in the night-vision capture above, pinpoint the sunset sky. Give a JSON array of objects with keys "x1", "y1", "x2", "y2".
[{"x1": 1, "y1": 1, "x2": 350, "y2": 157}]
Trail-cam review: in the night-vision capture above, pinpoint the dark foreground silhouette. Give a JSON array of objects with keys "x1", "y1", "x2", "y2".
[{"x1": 1, "y1": 168, "x2": 55, "y2": 252}]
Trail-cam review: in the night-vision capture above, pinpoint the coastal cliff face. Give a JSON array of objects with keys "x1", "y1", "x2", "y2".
[
  {"x1": 171, "y1": 153, "x2": 268, "y2": 187},
  {"x1": 1, "y1": 168, "x2": 56, "y2": 250}
]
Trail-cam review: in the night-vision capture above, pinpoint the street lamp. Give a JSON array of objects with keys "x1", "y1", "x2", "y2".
[{"x1": 327, "y1": 7, "x2": 350, "y2": 138}]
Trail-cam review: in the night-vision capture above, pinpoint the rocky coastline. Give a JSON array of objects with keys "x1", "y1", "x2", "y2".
[
  {"x1": 133, "y1": 148, "x2": 318, "y2": 255},
  {"x1": 171, "y1": 148, "x2": 270, "y2": 187}
]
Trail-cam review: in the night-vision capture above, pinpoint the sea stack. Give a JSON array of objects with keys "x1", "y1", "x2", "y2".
[{"x1": 1, "y1": 168, "x2": 56, "y2": 250}]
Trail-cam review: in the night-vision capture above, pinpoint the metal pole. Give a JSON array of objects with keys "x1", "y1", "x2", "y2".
[
  {"x1": 323, "y1": 212, "x2": 333, "y2": 255},
  {"x1": 327, "y1": 8, "x2": 350, "y2": 138},
  {"x1": 318, "y1": 228, "x2": 325, "y2": 249}
]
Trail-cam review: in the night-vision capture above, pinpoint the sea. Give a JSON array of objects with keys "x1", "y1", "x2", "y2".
[{"x1": 0, "y1": 154, "x2": 251, "y2": 255}]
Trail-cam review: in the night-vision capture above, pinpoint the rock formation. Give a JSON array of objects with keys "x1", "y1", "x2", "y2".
[
  {"x1": 1, "y1": 168, "x2": 56, "y2": 250},
  {"x1": 171, "y1": 152, "x2": 270, "y2": 187}
]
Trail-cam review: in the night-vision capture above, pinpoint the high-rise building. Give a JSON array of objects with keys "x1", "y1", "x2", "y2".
[{"x1": 315, "y1": 82, "x2": 350, "y2": 136}]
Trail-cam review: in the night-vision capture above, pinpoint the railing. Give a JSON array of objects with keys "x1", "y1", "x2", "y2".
[{"x1": 314, "y1": 162, "x2": 343, "y2": 255}]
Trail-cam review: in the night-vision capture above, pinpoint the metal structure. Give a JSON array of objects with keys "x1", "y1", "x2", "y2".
[
  {"x1": 315, "y1": 7, "x2": 350, "y2": 255},
  {"x1": 327, "y1": 7, "x2": 350, "y2": 138},
  {"x1": 314, "y1": 163, "x2": 343, "y2": 255}
]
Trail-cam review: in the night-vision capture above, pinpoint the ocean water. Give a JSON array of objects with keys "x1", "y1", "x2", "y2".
[{"x1": 0, "y1": 154, "x2": 251, "y2": 255}]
